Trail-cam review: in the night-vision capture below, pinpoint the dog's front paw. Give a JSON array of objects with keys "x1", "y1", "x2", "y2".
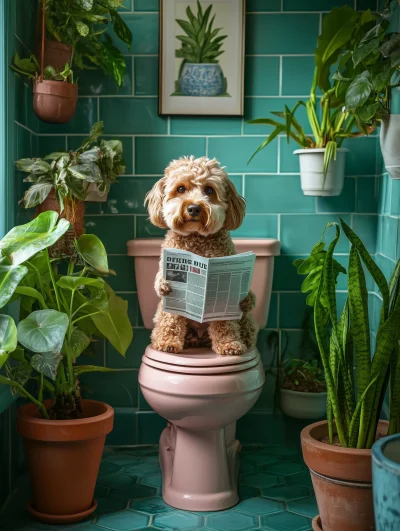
[
  {"x1": 217, "y1": 341, "x2": 247, "y2": 356},
  {"x1": 152, "y1": 339, "x2": 183, "y2": 354},
  {"x1": 157, "y1": 279, "x2": 172, "y2": 297}
]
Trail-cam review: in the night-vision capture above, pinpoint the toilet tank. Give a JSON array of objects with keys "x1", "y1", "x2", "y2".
[{"x1": 127, "y1": 238, "x2": 281, "y2": 330}]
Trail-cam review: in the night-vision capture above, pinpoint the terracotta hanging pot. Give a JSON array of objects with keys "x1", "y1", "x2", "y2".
[
  {"x1": 36, "y1": 189, "x2": 85, "y2": 256},
  {"x1": 17, "y1": 400, "x2": 114, "y2": 524},
  {"x1": 33, "y1": 79, "x2": 78, "y2": 124},
  {"x1": 301, "y1": 420, "x2": 389, "y2": 531}
]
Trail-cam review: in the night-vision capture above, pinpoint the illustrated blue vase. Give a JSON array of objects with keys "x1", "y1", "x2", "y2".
[
  {"x1": 179, "y1": 63, "x2": 224, "y2": 97},
  {"x1": 372, "y1": 434, "x2": 400, "y2": 530}
]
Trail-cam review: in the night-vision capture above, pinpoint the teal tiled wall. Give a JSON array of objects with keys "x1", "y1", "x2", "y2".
[{"x1": 21, "y1": 1, "x2": 381, "y2": 445}]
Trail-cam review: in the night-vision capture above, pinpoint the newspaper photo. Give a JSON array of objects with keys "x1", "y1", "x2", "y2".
[{"x1": 162, "y1": 248, "x2": 256, "y2": 323}]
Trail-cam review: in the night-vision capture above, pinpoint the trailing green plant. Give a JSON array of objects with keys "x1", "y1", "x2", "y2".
[
  {"x1": 294, "y1": 218, "x2": 400, "y2": 448},
  {"x1": 44, "y1": 0, "x2": 132, "y2": 86},
  {"x1": 282, "y1": 359, "x2": 325, "y2": 393},
  {"x1": 175, "y1": 2, "x2": 227, "y2": 67},
  {"x1": 16, "y1": 121, "x2": 125, "y2": 210},
  {"x1": 0, "y1": 211, "x2": 133, "y2": 420},
  {"x1": 248, "y1": 6, "x2": 387, "y2": 173},
  {"x1": 11, "y1": 53, "x2": 74, "y2": 83}
]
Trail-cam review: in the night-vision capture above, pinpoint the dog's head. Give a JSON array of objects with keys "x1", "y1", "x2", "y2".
[{"x1": 145, "y1": 156, "x2": 245, "y2": 236}]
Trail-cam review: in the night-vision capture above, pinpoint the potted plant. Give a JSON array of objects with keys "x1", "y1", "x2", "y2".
[
  {"x1": 338, "y1": 3, "x2": 400, "y2": 179},
  {"x1": 15, "y1": 120, "x2": 125, "y2": 254},
  {"x1": 43, "y1": 0, "x2": 132, "y2": 87},
  {"x1": 0, "y1": 211, "x2": 133, "y2": 524},
  {"x1": 293, "y1": 219, "x2": 400, "y2": 531},
  {"x1": 174, "y1": 1, "x2": 228, "y2": 97},
  {"x1": 247, "y1": 6, "x2": 388, "y2": 197},
  {"x1": 11, "y1": 53, "x2": 77, "y2": 124}
]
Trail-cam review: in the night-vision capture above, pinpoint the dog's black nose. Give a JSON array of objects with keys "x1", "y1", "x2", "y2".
[{"x1": 187, "y1": 204, "x2": 201, "y2": 217}]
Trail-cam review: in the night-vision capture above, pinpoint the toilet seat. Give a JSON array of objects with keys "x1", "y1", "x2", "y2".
[{"x1": 142, "y1": 346, "x2": 260, "y2": 375}]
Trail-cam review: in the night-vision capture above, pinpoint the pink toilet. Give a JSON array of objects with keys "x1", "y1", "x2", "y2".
[{"x1": 127, "y1": 238, "x2": 280, "y2": 512}]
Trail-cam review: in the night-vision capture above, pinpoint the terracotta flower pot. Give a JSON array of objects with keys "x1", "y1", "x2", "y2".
[
  {"x1": 36, "y1": 189, "x2": 85, "y2": 256},
  {"x1": 33, "y1": 79, "x2": 78, "y2": 124},
  {"x1": 301, "y1": 420, "x2": 388, "y2": 531},
  {"x1": 17, "y1": 400, "x2": 114, "y2": 524}
]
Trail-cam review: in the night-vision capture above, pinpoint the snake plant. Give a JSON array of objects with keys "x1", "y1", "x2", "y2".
[
  {"x1": 175, "y1": 2, "x2": 227, "y2": 64},
  {"x1": 294, "y1": 219, "x2": 400, "y2": 449}
]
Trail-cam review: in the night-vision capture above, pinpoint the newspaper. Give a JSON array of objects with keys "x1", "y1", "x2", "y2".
[{"x1": 162, "y1": 248, "x2": 255, "y2": 323}]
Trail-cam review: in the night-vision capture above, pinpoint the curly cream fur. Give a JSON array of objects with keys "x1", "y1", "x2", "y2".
[{"x1": 145, "y1": 156, "x2": 258, "y2": 356}]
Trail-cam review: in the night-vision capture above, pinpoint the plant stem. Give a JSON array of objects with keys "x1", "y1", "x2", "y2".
[
  {"x1": 38, "y1": 373, "x2": 44, "y2": 404},
  {"x1": 0, "y1": 377, "x2": 49, "y2": 419},
  {"x1": 45, "y1": 249, "x2": 61, "y2": 311},
  {"x1": 72, "y1": 311, "x2": 101, "y2": 326}
]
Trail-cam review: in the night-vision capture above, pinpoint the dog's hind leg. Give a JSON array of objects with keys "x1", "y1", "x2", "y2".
[
  {"x1": 239, "y1": 313, "x2": 258, "y2": 351},
  {"x1": 209, "y1": 319, "x2": 247, "y2": 356},
  {"x1": 151, "y1": 302, "x2": 187, "y2": 353}
]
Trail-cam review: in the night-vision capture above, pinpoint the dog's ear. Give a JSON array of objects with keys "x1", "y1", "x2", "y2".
[
  {"x1": 145, "y1": 177, "x2": 168, "y2": 228},
  {"x1": 223, "y1": 178, "x2": 246, "y2": 231}
]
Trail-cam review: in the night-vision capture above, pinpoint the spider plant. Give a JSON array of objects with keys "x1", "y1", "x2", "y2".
[
  {"x1": 175, "y1": 1, "x2": 227, "y2": 66},
  {"x1": 294, "y1": 219, "x2": 400, "y2": 448}
]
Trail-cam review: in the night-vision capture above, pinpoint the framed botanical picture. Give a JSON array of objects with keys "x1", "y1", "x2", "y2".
[{"x1": 159, "y1": 0, "x2": 246, "y2": 116}]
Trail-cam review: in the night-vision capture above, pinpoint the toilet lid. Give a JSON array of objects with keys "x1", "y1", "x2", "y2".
[{"x1": 142, "y1": 346, "x2": 260, "y2": 374}]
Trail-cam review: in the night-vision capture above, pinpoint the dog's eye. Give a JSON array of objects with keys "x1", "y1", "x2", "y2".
[
  {"x1": 177, "y1": 185, "x2": 185, "y2": 193},
  {"x1": 205, "y1": 186, "x2": 214, "y2": 196}
]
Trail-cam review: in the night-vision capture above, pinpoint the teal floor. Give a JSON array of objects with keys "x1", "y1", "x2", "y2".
[{"x1": 0, "y1": 445, "x2": 317, "y2": 531}]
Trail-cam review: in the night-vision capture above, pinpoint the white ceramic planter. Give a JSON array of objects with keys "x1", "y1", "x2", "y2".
[
  {"x1": 294, "y1": 148, "x2": 348, "y2": 196},
  {"x1": 84, "y1": 183, "x2": 108, "y2": 203},
  {"x1": 280, "y1": 388, "x2": 327, "y2": 419},
  {"x1": 380, "y1": 115, "x2": 400, "y2": 179}
]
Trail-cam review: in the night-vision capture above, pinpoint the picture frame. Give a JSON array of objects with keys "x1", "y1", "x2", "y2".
[{"x1": 159, "y1": 0, "x2": 246, "y2": 116}]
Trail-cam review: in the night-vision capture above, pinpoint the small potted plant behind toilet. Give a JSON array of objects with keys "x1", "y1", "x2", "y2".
[
  {"x1": 294, "y1": 219, "x2": 400, "y2": 531},
  {"x1": 0, "y1": 212, "x2": 133, "y2": 524},
  {"x1": 247, "y1": 6, "x2": 400, "y2": 196}
]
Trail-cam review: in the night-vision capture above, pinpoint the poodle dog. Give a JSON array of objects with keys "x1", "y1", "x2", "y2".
[{"x1": 145, "y1": 156, "x2": 258, "y2": 356}]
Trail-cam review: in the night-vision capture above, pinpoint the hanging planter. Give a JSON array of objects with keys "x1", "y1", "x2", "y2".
[
  {"x1": 294, "y1": 148, "x2": 348, "y2": 197},
  {"x1": 33, "y1": 77, "x2": 78, "y2": 124}
]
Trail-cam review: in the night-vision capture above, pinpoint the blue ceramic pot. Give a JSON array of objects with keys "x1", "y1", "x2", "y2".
[
  {"x1": 373, "y1": 434, "x2": 400, "y2": 530},
  {"x1": 179, "y1": 63, "x2": 224, "y2": 97}
]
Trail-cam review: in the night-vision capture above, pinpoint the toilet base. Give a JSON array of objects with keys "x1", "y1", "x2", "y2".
[{"x1": 159, "y1": 423, "x2": 241, "y2": 512}]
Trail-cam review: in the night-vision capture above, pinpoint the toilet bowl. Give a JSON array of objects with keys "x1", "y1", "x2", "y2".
[{"x1": 127, "y1": 238, "x2": 280, "y2": 511}]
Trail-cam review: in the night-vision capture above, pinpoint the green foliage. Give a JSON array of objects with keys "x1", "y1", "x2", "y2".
[
  {"x1": 0, "y1": 212, "x2": 133, "y2": 420},
  {"x1": 248, "y1": 5, "x2": 400, "y2": 173},
  {"x1": 175, "y1": 2, "x2": 227, "y2": 65},
  {"x1": 294, "y1": 219, "x2": 400, "y2": 448},
  {"x1": 45, "y1": 0, "x2": 132, "y2": 86},
  {"x1": 15, "y1": 121, "x2": 126, "y2": 210},
  {"x1": 11, "y1": 52, "x2": 74, "y2": 83}
]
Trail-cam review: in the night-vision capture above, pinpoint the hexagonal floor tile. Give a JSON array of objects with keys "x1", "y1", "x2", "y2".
[
  {"x1": 264, "y1": 462, "x2": 307, "y2": 477},
  {"x1": 97, "y1": 474, "x2": 136, "y2": 488},
  {"x1": 153, "y1": 511, "x2": 203, "y2": 530},
  {"x1": 124, "y1": 463, "x2": 160, "y2": 477},
  {"x1": 260, "y1": 511, "x2": 312, "y2": 531},
  {"x1": 262, "y1": 485, "x2": 310, "y2": 502},
  {"x1": 130, "y1": 496, "x2": 174, "y2": 515},
  {"x1": 287, "y1": 495, "x2": 318, "y2": 519},
  {"x1": 139, "y1": 474, "x2": 162, "y2": 488},
  {"x1": 104, "y1": 452, "x2": 144, "y2": 466},
  {"x1": 241, "y1": 473, "x2": 281, "y2": 488},
  {"x1": 234, "y1": 496, "x2": 283, "y2": 516},
  {"x1": 285, "y1": 472, "x2": 313, "y2": 489},
  {"x1": 111, "y1": 484, "x2": 157, "y2": 500},
  {"x1": 99, "y1": 461, "x2": 122, "y2": 476},
  {"x1": 206, "y1": 512, "x2": 258, "y2": 531},
  {"x1": 243, "y1": 454, "x2": 278, "y2": 466},
  {"x1": 95, "y1": 496, "x2": 127, "y2": 514},
  {"x1": 97, "y1": 509, "x2": 149, "y2": 530}
]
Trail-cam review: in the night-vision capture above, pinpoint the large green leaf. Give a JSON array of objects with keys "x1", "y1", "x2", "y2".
[
  {"x1": 17, "y1": 310, "x2": 69, "y2": 353},
  {"x1": 0, "y1": 211, "x2": 70, "y2": 265},
  {"x1": 92, "y1": 285, "x2": 132, "y2": 355},
  {"x1": 23, "y1": 183, "x2": 53, "y2": 208},
  {"x1": 69, "y1": 328, "x2": 90, "y2": 359},
  {"x1": 75, "y1": 234, "x2": 110, "y2": 274},
  {"x1": 0, "y1": 264, "x2": 28, "y2": 308},
  {"x1": 57, "y1": 276, "x2": 104, "y2": 293},
  {"x1": 0, "y1": 315, "x2": 17, "y2": 369},
  {"x1": 100, "y1": 36, "x2": 127, "y2": 87},
  {"x1": 345, "y1": 71, "x2": 372, "y2": 111},
  {"x1": 110, "y1": 9, "x2": 132, "y2": 47},
  {"x1": 31, "y1": 351, "x2": 63, "y2": 381}
]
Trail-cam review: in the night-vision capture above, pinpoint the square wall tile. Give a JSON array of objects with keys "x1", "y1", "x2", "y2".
[
  {"x1": 356, "y1": 177, "x2": 378, "y2": 213},
  {"x1": 381, "y1": 215, "x2": 398, "y2": 260},
  {"x1": 80, "y1": 370, "x2": 139, "y2": 407},
  {"x1": 247, "y1": 0, "x2": 281, "y2": 10},
  {"x1": 114, "y1": 14, "x2": 159, "y2": 54},
  {"x1": 107, "y1": 408, "x2": 137, "y2": 446},
  {"x1": 280, "y1": 214, "x2": 351, "y2": 255},
  {"x1": 279, "y1": 293, "x2": 308, "y2": 329},
  {"x1": 137, "y1": 412, "x2": 166, "y2": 444},
  {"x1": 245, "y1": 175, "x2": 314, "y2": 213},
  {"x1": 245, "y1": 57, "x2": 280, "y2": 96},
  {"x1": 378, "y1": 173, "x2": 391, "y2": 215},
  {"x1": 280, "y1": 138, "x2": 300, "y2": 173},
  {"x1": 134, "y1": 0, "x2": 158, "y2": 10},
  {"x1": 136, "y1": 217, "x2": 166, "y2": 238},
  {"x1": 391, "y1": 179, "x2": 400, "y2": 215},
  {"x1": 246, "y1": 14, "x2": 320, "y2": 55},
  {"x1": 78, "y1": 59, "x2": 133, "y2": 96},
  {"x1": 267, "y1": 292, "x2": 278, "y2": 328},
  {"x1": 282, "y1": 56, "x2": 315, "y2": 97},
  {"x1": 283, "y1": 0, "x2": 348, "y2": 9},
  {"x1": 37, "y1": 136, "x2": 67, "y2": 158},
  {"x1": 39, "y1": 98, "x2": 98, "y2": 134},
  {"x1": 170, "y1": 116, "x2": 242, "y2": 135},
  {"x1": 85, "y1": 215, "x2": 135, "y2": 254},
  {"x1": 107, "y1": 328, "x2": 151, "y2": 369},
  {"x1": 316, "y1": 178, "x2": 356, "y2": 213},
  {"x1": 209, "y1": 137, "x2": 277, "y2": 173},
  {"x1": 273, "y1": 255, "x2": 307, "y2": 292},
  {"x1": 134, "y1": 56, "x2": 158, "y2": 95},
  {"x1": 135, "y1": 137, "x2": 206, "y2": 174},
  {"x1": 342, "y1": 137, "x2": 377, "y2": 176},
  {"x1": 233, "y1": 215, "x2": 278, "y2": 238},
  {"x1": 106, "y1": 256, "x2": 136, "y2": 292},
  {"x1": 100, "y1": 98, "x2": 167, "y2": 134},
  {"x1": 352, "y1": 215, "x2": 379, "y2": 254}
]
